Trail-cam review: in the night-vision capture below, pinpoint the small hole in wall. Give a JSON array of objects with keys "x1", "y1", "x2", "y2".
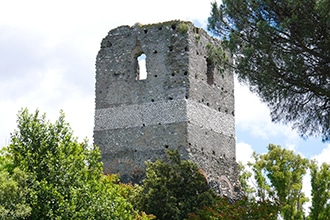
[
  {"x1": 151, "y1": 99, "x2": 155, "y2": 102},
  {"x1": 144, "y1": 29, "x2": 148, "y2": 34},
  {"x1": 171, "y1": 73, "x2": 175, "y2": 76},
  {"x1": 171, "y1": 23, "x2": 177, "y2": 30},
  {"x1": 168, "y1": 97, "x2": 173, "y2": 100},
  {"x1": 169, "y1": 46, "x2": 173, "y2": 51},
  {"x1": 153, "y1": 50, "x2": 157, "y2": 54},
  {"x1": 142, "y1": 123, "x2": 145, "y2": 127},
  {"x1": 136, "y1": 53, "x2": 147, "y2": 80},
  {"x1": 184, "y1": 71, "x2": 188, "y2": 75},
  {"x1": 158, "y1": 26, "x2": 162, "y2": 30},
  {"x1": 184, "y1": 46, "x2": 188, "y2": 51},
  {"x1": 164, "y1": 145, "x2": 169, "y2": 149},
  {"x1": 212, "y1": 150, "x2": 215, "y2": 155}
]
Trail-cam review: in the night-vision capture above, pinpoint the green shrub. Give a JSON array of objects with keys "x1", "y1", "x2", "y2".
[
  {"x1": 132, "y1": 150, "x2": 216, "y2": 220},
  {"x1": 188, "y1": 196, "x2": 279, "y2": 220},
  {"x1": 2, "y1": 108, "x2": 151, "y2": 220}
]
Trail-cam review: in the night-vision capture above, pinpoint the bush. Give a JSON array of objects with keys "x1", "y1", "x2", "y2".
[
  {"x1": 188, "y1": 196, "x2": 279, "y2": 220},
  {"x1": 1, "y1": 108, "x2": 152, "y2": 219},
  {"x1": 132, "y1": 150, "x2": 216, "y2": 220}
]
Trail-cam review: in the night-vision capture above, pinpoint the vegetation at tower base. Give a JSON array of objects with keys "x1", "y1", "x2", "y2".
[
  {"x1": 190, "y1": 144, "x2": 330, "y2": 220},
  {"x1": 208, "y1": 0, "x2": 330, "y2": 141},
  {"x1": 0, "y1": 108, "x2": 152, "y2": 220},
  {"x1": 2, "y1": 108, "x2": 330, "y2": 219},
  {"x1": 188, "y1": 196, "x2": 279, "y2": 220},
  {"x1": 131, "y1": 150, "x2": 216, "y2": 220}
]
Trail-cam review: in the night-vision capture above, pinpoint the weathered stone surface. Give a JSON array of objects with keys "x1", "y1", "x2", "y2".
[{"x1": 94, "y1": 20, "x2": 238, "y2": 195}]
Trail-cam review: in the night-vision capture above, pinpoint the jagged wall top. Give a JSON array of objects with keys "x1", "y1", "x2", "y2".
[{"x1": 95, "y1": 20, "x2": 233, "y2": 117}]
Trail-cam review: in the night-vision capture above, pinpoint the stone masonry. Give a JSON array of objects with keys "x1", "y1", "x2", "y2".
[{"x1": 94, "y1": 20, "x2": 239, "y2": 197}]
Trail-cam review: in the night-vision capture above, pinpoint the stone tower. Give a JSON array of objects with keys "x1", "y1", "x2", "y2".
[{"x1": 94, "y1": 20, "x2": 238, "y2": 197}]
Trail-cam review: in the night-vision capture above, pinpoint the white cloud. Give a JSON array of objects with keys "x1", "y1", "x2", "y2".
[
  {"x1": 235, "y1": 78, "x2": 301, "y2": 150},
  {"x1": 312, "y1": 144, "x2": 330, "y2": 164},
  {"x1": 0, "y1": 0, "x2": 214, "y2": 147},
  {"x1": 0, "y1": 0, "x2": 213, "y2": 32},
  {"x1": 302, "y1": 170, "x2": 312, "y2": 215},
  {"x1": 236, "y1": 142, "x2": 254, "y2": 165}
]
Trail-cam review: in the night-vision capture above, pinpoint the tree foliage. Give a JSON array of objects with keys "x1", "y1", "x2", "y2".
[
  {"x1": 249, "y1": 144, "x2": 309, "y2": 219},
  {"x1": 0, "y1": 150, "x2": 32, "y2": 219},
  {"x1": 188, "y1": 196, "x2": 279, "y2": 220},
  {"x1": 0, "y1": 108, "x2": 150, "y2": 219},
  {"x1": 309, "y1": 161, "x2": 330, "y2": 220},
  {"x1": 132, "y1": 150, "x2": 215, "y2": 220},
  {"x1": 208, "y1": 0, "x2": 330, "y2": 141}
]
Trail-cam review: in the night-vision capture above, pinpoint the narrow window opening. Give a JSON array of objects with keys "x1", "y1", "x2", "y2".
[
  {"x1": 136, "y1": 53, "x2": 147, "y2": 80},
  {"x1": 206, "y1": 57, "x2": 215, "y2": 85}
]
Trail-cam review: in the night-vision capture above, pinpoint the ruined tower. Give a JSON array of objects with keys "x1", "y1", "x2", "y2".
[{"x1": 94, "y1": 20, "x2": 238, "y2": 196}]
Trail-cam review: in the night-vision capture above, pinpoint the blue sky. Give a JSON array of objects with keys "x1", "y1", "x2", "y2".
[{"x1": 0, "y1": 0, "x2": 329, "y2": 209}]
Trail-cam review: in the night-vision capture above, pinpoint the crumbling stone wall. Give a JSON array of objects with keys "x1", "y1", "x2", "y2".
[{"x1": 94, "y1": 20, "x2": 239, "y2": 197}]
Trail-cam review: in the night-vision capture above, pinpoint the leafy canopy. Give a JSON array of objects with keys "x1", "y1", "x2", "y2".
[
  {"x1": 188, "y1": 195, "x2": 279, "y2": 220},
  {"x1": 250, "y1": 144, "x2": 309, "y2": 219},
  {"x1": 0, "y1": 108, "x2": 148, "y2": 219},
  {"x1": 309, "y1": 161, "x2": 330, "y2": 219},
  {"x1": 132, "y1": 150, "x2": 215, "y2": 220},
  {"x1": 208, "y1": 0, "x2": 330, "y2": 141}
]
